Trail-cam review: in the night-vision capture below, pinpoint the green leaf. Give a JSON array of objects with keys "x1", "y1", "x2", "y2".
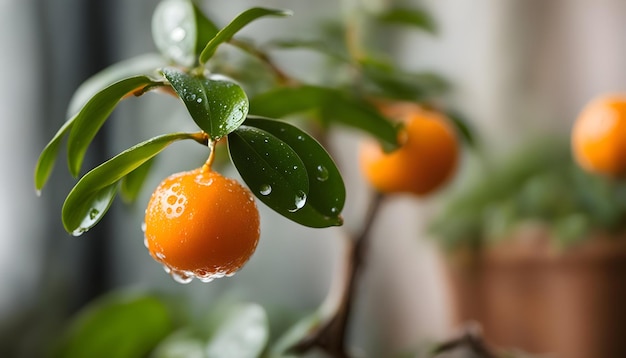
[
  {"x1": 54, "y1": 292, "x2": 173, "y2": 358},
  {"x1": 319, "y1": 94, "x2": 400, "y2": 152},
  {"x1": 205, "y1": 303, "x2": 269, "y2": 358},
  {"x1": 245, "y1": 116, "x2": 344, "y2": 226},
  {"x1": 67, "y1": 75, "x2": 160, "y2": 177},
  {"x1": 63, "y1": 132, "x2": 203, "y2": 235},
  {"x1": 228, "y1": 126, "x2": 312, "y2": 224},
  {"x1": 199, "y1": 7, "x2": 292, "y2": 64},
  {"x1": 249, "y1": 86, "x2": 327, "y2": 118},
  {"x1": 193, "y1": 3, "x2": 220, "y2": 55},
  {"x1": 250, "y1": 86, "x2": 400, "y2": 151},
  {"x1": 120, "y1": 157, "x2": 155, "y2": 203},
  {"x1": 378, "y1": 7, "x2": 437, "y2": 34},
  {"x1": 360, "y1": 58, "x2": 450, "y2": 100},
  {"x1": 65, "y1": 184, "x2": 118, "y2": 237},
  {"x1": 34, "y1": 119, "x2": 73, "y2": 192},
  {"x1": 68, "y1": 53, "x2": 167, "y2": 116},
  {"x1": 162, "y1": 67, "x2": 248, "y2": 139}
]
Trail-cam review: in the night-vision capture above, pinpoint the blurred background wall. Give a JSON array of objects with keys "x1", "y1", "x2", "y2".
[{"x1": 2, "y1": 0, "x2": 626, "y2": 356}]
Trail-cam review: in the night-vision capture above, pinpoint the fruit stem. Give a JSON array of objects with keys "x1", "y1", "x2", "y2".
[{"x1": 202, "y1": 138, "x2": 216, "y2": 173}]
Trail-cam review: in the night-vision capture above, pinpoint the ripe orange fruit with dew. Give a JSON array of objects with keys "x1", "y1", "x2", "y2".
[
  {"x1": 143, "y1": 155, "x2": 260, "y2": 283},
  {"x1": 359, "y1": 102, "x2": 459, "y2": 196},
  {"x1": 571, "y1": 93, "x2": 626, "y2": 177}
]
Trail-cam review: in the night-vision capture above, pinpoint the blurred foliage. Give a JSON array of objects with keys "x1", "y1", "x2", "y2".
[
  {"x1": 430, "y1": 137, "x2": 626, "y2": 250},
  {"x1": 49, "y1": 291, "x2": 274, "y2": 358}
]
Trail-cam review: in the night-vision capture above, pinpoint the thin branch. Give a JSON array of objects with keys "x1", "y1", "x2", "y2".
[
  {"x1": 228, "y1": 38, "x2": 297, "y2": 86},
  {"x1": 289, "y1": 192, "x2": 385, "y2": 357}
]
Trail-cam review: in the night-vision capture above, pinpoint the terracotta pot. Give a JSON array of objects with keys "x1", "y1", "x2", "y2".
[{"x1": 443, "y1": 227, "x2": 626, "y2": 358}]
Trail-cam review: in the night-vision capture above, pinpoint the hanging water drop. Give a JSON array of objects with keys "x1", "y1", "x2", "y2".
[{"x1": 71, "y1": 228, "x2": 86, "y2": 237}]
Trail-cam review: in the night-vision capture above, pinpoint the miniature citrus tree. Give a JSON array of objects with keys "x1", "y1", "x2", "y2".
[{"x1": 35, "y1": 0, "x2": 472, "y2": 357}]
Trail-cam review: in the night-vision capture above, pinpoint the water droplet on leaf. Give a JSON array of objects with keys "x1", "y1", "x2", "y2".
[
  {"x1": 316, "y1": 165, "x2": 329, "y2": 181},
  {"x1": 289, "y1": 190, "x2": 307, "y2": 212},
  {"x1": 260, "y1": 184, "x2": 272, "y2": 196}
]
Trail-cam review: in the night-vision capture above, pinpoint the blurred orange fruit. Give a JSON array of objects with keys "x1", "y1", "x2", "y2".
[
  {"x1": 572, "y1": 94, "x2": 626, "y2": 177},
  {"x1": 144, "y1": 167, "x2": 260, "y2": 283},
  {"x1": 359, "y1": 102, "x2": 459, "y2": 195}
]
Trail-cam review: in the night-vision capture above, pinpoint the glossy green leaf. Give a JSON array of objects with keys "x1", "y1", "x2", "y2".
[
  {"x1": 205, "y1": 303, "x2": 269, "y2": 358},
  {"x1": 378, "y1": 7, "x2": 437, "y2": 34},
  {"x1": 63, "y1": 132, "x2": 203, "y2": 234},
  {"x1": 54, "y1": 292, "x2": 173, "y2": 358},
  {"x1": 67, "y1": 76, "x2": 160, "y2": 177},
  {"x1": 66, "y1": 184, "x2": 118, "y2": 237},
  {"x1": 68, "y1": 53, "x2": 167, "y2": 116},
  {"x1": 162, "y1": 67, "x2": 248, "y2": 139},
  {"x1": 245, "y1": 116, "x2": 344, "y2": 226},
  {"x1": 120, "y1": 157, "x2": 155, "y2": 203},
  {"x1": 250, "y1": 86, "x2": 400, "y2": 150},
  {"x1": 34, "y1": 119, "x2": 73, "y2": 192},
  {"x1": 228, "y1": 126, "x2": 313, "y2": 224},
  {"x1": 199, "y1": 7, "x2": 292, "y2": 64}
]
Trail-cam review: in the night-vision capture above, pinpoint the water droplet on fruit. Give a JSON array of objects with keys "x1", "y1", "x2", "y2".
[
  {"x1": 260, "y1": 184, "x2": 272, "y2": 196},
  {"x1": 196, "y1": 97, "x2": 202, "y2": 103},
  {"x1": 169, "y1": 268, "x2": 193, "y2": 284},
  {"x1": 297, "y1": 135, "x2": 304, "y2": 141},
  {"x1": 289, "y1": 191, "x2": 307, "y2": 212},
  {"x1": 316, "y1": 165, "x2": 329, "y2": 181},
  {"x1": 160, "y1": 184, "x2": 187, "y2": 218}
]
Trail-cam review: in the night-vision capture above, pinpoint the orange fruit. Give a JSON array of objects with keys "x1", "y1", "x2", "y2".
[
  {"x1": 571, "y1": 93, "x2": 626, "y2": 177},
  {"x1": 144, "y1": 167, "x2": 260, "y2": 283},
  {"x1": 359, "y1": 102, "x2": 459, "y2": 195}
]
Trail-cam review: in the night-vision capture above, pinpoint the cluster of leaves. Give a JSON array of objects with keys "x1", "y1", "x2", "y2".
[
  {"x1": 34, "y1": 0, "x2": 471, "y2": 236},
  {"x1": 429, "y1": 137, "x2": 626, "y2": 250},
  {"x1": 34, "y1": 2, "x2": 351, "y2": 235}
]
